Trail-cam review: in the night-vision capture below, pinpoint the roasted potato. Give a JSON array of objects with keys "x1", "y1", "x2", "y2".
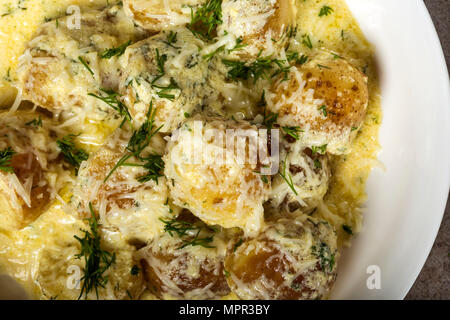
[
  {"x1": 225, "y1": 214, "x2": 338, "y2": 300},
  {"x1": 0, "y1": 112, "x2": 66, "y2": 229},
  {"x1": 164, "y1": 116, "x2": 271, "y2": 236},
  {"x1": 267, "y1": 52, "x2": 369, "y2": 154},
  {"x1": 140, "y1": 212, "x2": 230, "y2": 299},
  {"x1": 118, "y1": 27, "x2": 208, "y2": 132},
  {"x1": 269, "y1": 140, "x2": 330, "y2": 215},
  {"x1": 218, "y1": 0, "x2": 297, "y2": 59},
  {"x1": 70, "y1": 126, "x2": 173, "y2": 244},
  {"x1": 123, "y1": 0, "x2": 204, "y2": 32}
]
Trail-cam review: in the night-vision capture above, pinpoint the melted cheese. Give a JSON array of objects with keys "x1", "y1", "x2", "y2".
[{"x1": 0, "y1": 0, "x2": 381, "y2": 299}]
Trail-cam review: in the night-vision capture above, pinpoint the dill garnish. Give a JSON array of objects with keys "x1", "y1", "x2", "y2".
[
  {"x1": 104, "y1": 102, "x2": 164, "y2": 183},
  {"x1": 74, "y1": 203, "x2": 116, "y2": 300},
  {"x1": 78, "y1": 56, "x2": 94, "y2": 75},
  {"x1": 160, "y1": 216, "x2": 216, "y2": 250},
  {"x1": 319, "y1": 5, "x2": 334, "y2": 17},
  {"x1": 222, "y1": 56, "x2": 291, "y2": 83},
  {"x1": 312, "y1": 242, "x2": 335, "y2": 272},
  {"x1": 25, "y1": 116, "x2": 42, "y2": 127},
  {"x1": 0, "y1": 147, "x2": 15, "y2": 173},
  {"x1": 188, "y1": 0, "x2": 223, "y2": 39},
  {"x1": 88, "y1": 89, "x2": 132, "y2": 127},
  {"x1": 279, "y1": 159, "x2": 298, "y2": 195},
  {"x1": 56, "y1": 134, "x2": 89, "y2": 175},
  {"x1": 282, "y1": 126, "x2": 302, "y2": 140},
  {"x1": 101, "y1": 40, "x2": 131, "y2": 59}
]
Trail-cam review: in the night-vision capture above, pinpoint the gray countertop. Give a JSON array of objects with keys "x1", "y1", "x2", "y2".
[{"x1": 405, "y1": 0, "x2": 449, "y2": 300}]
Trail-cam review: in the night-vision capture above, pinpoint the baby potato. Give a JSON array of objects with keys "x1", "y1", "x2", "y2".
[
  {"x1": 164, "y1": 117, "x2": 271, "y2": 236},
  {"x1": 267, "y1": 52, "x2": 369, "y2": 154},
  {"x1": 123, "y1": 0, "x2": 204, "y2": 32},
  {"x1": 269, "y1": 140, "x2": 330, "y2": 215},
  {"x1": 139, "y1": 212, "x2": 231, "y2": 299},
  {"x1": 218, "y1": 0, "x2": 297, "y2": 59},
  {"x1": 0, "y1": 112, "x2": 63, "y2": 229},
  {"x1": 118, "y1": 28, "x2": 208, "y2": 132},
  {"x1": 71, "y1": 127, "x2": 173, "y2": 245},
  {"x1": 224, "y1": 214, "x2": 338, "y2": 300},
  {"x1": 16, "y1": 5, "x2": 146, "y2": 114}
]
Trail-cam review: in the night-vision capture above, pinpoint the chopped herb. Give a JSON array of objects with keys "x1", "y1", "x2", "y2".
[
  {"x1": 317, "y1": 64, "x2": 331, "y2": 69},
  {"x1": 78, "y1": 56, "x2": 94, "y2": 75},
  {"x1": 163, "y1": 31, "x2": 180, "y2": 48},
  {"x1": 25, "y1": 116, "x2": 42, "y2": 127},
  {"x1": 233, "y1": 238, "x2": 243, "y2": 252},
  {"x1": 203, "y1": 45, "x2": 225, "y2": 61},
  {"x1": 311, "y1": 144, "x2": 327, "y2": 155},
  {"x1": 343, "y1": 225, "x2": 353, "y2": 235},
  {"x1": 104, "y1": 102, "x2": 164, "y2": 183},
  {"x1": 101, "y1": 40, "x2": 131, "y2": 59},
  {"x1": 88, "y1": 89, "x2": 132, "y2": 127},
  {"x1": 188, "y1": 0, "x2": 223, "y2": 40},
  {"x1": 314, "y1": 159, "x2": 322, "y2": 169},
  {"x1": 318, "y1": 105, "x2": 328, "y2": 117},
  {"x1": 319, "y1": 5, "x2": 334, "y2": 17},
  {"x1": 282, "y1": 126, "x2": 302, "y2": 140},
  {"x1": 223, "y1": 56, "x2": 290, "y2": 83},
  {"x1": 0, "y1": 147, "x2": 15, "y2": 173},
  {"x1": 224, "y1": 270, "x2": 230, "y2": 277},
  {"x1": 312, "y1": 242, "x2": 335, "y2": 272},
  {"x1": 228, "y1": 37, "x2": 247, "y2": 53},
  {"x1": 287, "y1": 52, "x2": 308, "y2": 65},
  {"x1": 130, "y1": 264, "x2": 140, "y2": 276},
  {"x1": 74, "y1": 203, "x2": 116, "y2": 299},
  {"x1": 184, "y1": 112, "x2": 191, "y2": 118},
  {"x1": 302, "y1": 34, "x2": 313, "y2": 49},
  {"x1": 159, "y1": 217, "x2": 216, "y2": 249},
  {"x1": 351, "y1": 126, "x2": 358, "y2": 131},
  {"x1": 56, "y1": 134, "x2": 89, "y2": 175},
  {"x1": 279, "y1": 159, "x2": 297, "y2": 195}
]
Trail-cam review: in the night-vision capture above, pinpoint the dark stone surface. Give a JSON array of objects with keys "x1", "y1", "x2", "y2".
[{"x1": 406, "y1": 0, "x2": 450, "y2": 300}]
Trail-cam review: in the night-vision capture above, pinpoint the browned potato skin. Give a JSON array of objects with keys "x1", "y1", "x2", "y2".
[
  {"x1": 225, "y1": 217, "x2": 337, "y2": 300},
  {"x1": 302, "y1": 57, "x2": 368, "y2": 131},
  {"x1": 11, "y1": 152, "x2": 51, "y2": 226},
  {"x1": 272, "y1": 55, "x2": 368, "y2": 134},
  {"x1": 220, "y1": 0, "x2": 296, "y2": 60},
  {"x1": 141, "y1": 213, "x2": 230, "y2": 299}
]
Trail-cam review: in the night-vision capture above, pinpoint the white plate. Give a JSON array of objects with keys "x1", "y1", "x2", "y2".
[
  {"x1": 0, "y1": 0, "x2": 449, "y2": 300},
  {"x1": 330, "y1": 0, "x2": 450, "y2": 299}
]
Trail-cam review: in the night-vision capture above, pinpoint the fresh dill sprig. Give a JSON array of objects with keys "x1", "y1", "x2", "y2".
[
  {"x1": 319, "y1": 5, "x2": 334, "y2": 17},
  {"x1": 311, "y1": 144, "x2": 327, "y2": 155},
  {"x1": 56, "y1": 134, "x2": 89, "y2": 175},
  {"x1": 163, "y1": 31, "x2": 180, "y2": 49},
  {"x1": 150, "y1": 50, "x2": 180, "y2": 100},
  {"x1": 0, "y1": 147, "x2": 15, "y2": 173},
  {"x1": 188, "y1": 0, "x2": 223, "y2": 40},
  {"x1": 302, "y1": 34, "x2": 313, "y2": 49},
  {"x1": 222, "y1": 56, "x2": 291, "y2": 83},
  {"x1": 104, "y1": 102, "x2": 164, "y2": 183},
  {"x1": 279, "y1": 159, "x2": 298, "y2": 195},
  {"x1": 88, "y1": 89, "x2": 132, "y2": 127},
  {"x1": 318, "y1": 105, "x2": 328, "y2": 117},
  {"x1": 312, "y1": 242, "x2": 335, "y2": 272},
  {"x1": 159, "y1": 217, "x2": 216, "y2": 249},
  {"x1": 259, "y1": 91, "x2": 278, "y2": 130},
  {"x1": 152, "y1": 78, "x2": 180, "y2": 101},
  {"x1": 25, "y1": 116, "x2": 42, "y2": 127},
  {"x1": 74, "y1": 202, "x2": 116, "y2": 300},
  {"x1": 282, "y1": 126, "x2": 302, "y2": 140},
  {"x1": 78, "y1": 56, "x2": 94, "y2": 75},
  {"x1": 287, "y1": 52, "x2": 308, "y2": 65},
  {"x1": 101, "y1": 40, "x2": 131, "y2": 59}
]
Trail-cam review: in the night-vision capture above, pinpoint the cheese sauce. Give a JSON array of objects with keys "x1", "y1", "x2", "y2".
[{"x1": 0, "y1": 0, "x2": 381, "y2": 299}]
